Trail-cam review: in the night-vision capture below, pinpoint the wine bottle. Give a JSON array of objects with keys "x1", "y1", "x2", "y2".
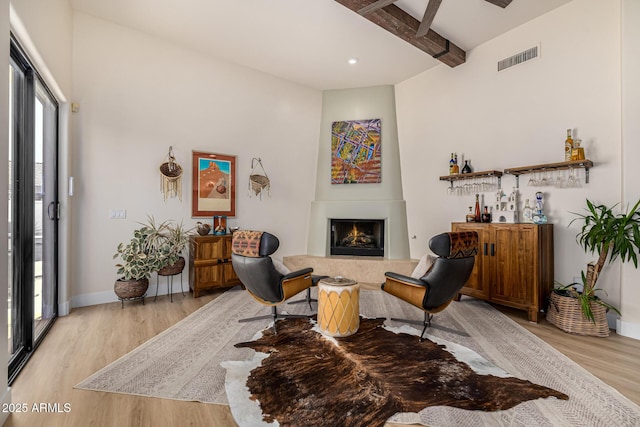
[
  {"x1": 474, "y1": 194, "x2": 481, "y2": 222},
  {"x1": 564, "y1": 129, "x2": 573, "y2": 161},
  {"x1": 461, "y1": 160, "x2": 471, "y2": 174},
  {"x1": 449, "y1": 153, "x2": 455, "y2": 175},
  {"x1": 481, "y1": 206, "x2": 491, "y2": 223}
]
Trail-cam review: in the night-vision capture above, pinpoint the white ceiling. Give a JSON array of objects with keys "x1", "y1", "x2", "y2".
[{"x1": 69, "y1": 0, "x2": 574, "y2": 90}]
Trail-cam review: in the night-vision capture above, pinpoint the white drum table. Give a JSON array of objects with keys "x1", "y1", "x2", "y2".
[{"x1": 318, "y1": 277, "x2": 360, "y2": 337}]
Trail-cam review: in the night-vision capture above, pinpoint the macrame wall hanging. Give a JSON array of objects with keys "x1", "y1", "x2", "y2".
[
  {"x1": 249, "y1": 157, "x2": 270, "y2": 200},
  {"x1": 159, "y1": 146, "x2": 183, "y2": 201}
]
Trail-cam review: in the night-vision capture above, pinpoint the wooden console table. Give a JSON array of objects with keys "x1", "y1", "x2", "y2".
[{"x1": 189, "y1": 235, "x2": 240, "y2": 297}]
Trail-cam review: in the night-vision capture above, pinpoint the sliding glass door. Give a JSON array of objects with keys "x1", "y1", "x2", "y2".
[{"x1": 8, "y1": 38, "x2": 59, "y2": 383}]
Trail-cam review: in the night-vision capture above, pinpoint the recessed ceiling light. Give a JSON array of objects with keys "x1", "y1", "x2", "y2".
[{"x1": 348, "y1": 57, "x2": 359, "y2": 65}]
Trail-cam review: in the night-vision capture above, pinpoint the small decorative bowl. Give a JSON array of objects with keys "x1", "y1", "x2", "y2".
[
  {"x1": 196, "y1": 222, "x2": 211, "y2": 236},
  {"x1": 229, "y1": 227, "x2": 240, "y2": 234}
]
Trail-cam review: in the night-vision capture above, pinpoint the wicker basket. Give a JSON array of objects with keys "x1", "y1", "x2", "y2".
[
  {"x1": 546, "y1": 291, "x2": 610, "y2": 337},
  {"x1": 114, "y1": 278, "x2": 149, "y2": 299},
  {"x1": 250, "y1": 174, "x2": 270, "y2": 196},
  {"x1": 158, "y1": 257, "x2": 185, "y2": 276},
  {"x1": 159, "y1": 162, "x2": 183, "y2": 180}
]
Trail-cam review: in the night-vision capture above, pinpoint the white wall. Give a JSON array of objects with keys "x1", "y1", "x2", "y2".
[
  {"x1": 1, "y1": 0, "x2": 11, "y2": 420},
  {"x1": 619, "y1": 0, "x2": 640, "y2": 337},
  {"x1": 71, "y1": 12, "x2": 322, "y2": 305},
  {"x1": 396, "y1": 0, "x2": 628, "y2": 327}
]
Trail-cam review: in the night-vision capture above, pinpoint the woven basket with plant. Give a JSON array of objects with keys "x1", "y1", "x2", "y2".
[{"x1": 548, "y1": 199, "x2": 640, "y2": 336}]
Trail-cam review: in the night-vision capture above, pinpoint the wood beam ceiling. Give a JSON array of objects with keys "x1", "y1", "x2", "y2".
[
  {"x1": 485, "y1": 0, "x2": 513, "y2": 8},
  {"x1": 416, "y1": 0, "x2": 443, "y2": 38},
  {"x1": 336, "y1": 0, "x2": 465, "y2": 67}
]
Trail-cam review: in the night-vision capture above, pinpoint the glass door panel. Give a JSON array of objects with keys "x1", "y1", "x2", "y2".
[
  {"x1": 34, "y1": 81, "x2": 57, "y2": 341},
  {"x1": 8, "y1": 38, "x2": 58, "y2": 382}
]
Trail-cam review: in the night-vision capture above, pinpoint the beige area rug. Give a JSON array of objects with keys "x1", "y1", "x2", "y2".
[{"x1": 76, "y1": 286, "x2": 640, "y2": 426}]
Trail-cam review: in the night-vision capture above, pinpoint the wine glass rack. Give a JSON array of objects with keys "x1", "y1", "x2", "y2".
[
  {"x1": 439, "y1": 170, "x2": 503, "y2": 185},
  {"x1": 503, "y1": 159, "x2": 593, "y2": 187},
  {"x1": 440, "y1": 160, "x2": 593, "y2": 192}
]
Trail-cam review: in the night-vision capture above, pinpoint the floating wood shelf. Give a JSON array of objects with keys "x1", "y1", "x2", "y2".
[
  {"x1": 503, "y1": 159, "x2": 593, "y2": 176},
  {"x1": 504, "y1": 159, "x2": 593, "y2": 185},
  {"x1": 439, "y1": 170, "x2": 503, "y2": 182}
]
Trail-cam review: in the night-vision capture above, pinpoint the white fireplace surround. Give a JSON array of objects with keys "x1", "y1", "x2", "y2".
[{"x1": 307, "y1": 200, "x2": 410, "y2": 259}]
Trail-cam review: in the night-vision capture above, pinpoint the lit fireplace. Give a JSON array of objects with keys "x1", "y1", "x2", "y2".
[{"x1": 330, "y1": 219, "x2": 384, "y2": 257}]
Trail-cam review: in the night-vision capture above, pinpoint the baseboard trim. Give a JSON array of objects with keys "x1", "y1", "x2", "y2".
[
  {"x1": 616, "y1": 318, "x2": 640, "y2": 340},
  {"x1": 0, "y1": 386, "x2": 11, "y2": 425},
  {"x1": 71, "y1": 282, "x2": 189, "y2": 309},
  {"x1": 59, "y1": 300, "x2": 70, "y2": 317}
]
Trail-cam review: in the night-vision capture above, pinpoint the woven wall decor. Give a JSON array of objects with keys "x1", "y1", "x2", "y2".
[
  {"x1": 160, "y1": 146, "x2": 183, "y2": 201},
  {"x1": 249, "y1": 157, "x2": 270, "y2": 199}
]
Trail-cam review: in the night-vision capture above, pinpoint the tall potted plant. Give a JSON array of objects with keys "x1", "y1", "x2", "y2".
[{"x1": 548, "y1": 199, "x2": 640, "y2": 336}]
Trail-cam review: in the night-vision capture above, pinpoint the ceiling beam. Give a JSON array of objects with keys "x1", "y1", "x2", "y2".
[
  {"x1": 416, "y1": 0, "x2": 443, "y2": 38},
  {"x1": 358, "y1": 0, "x2": 397, "y2": 16},
  {"x1": 485, "y1": 0, "x2": 513, "y2": 7},
  {"x1": 335, "y1": 0, "x2": 465, "y2": 67}
]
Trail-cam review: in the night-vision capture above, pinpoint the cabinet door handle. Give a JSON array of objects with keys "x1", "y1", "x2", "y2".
[
  {"x1": 484, "y1": 243, "x2": 488, "y2": 256},
  {"x1": 490, "y1": 243, "x2": 495, "y2": 256}
]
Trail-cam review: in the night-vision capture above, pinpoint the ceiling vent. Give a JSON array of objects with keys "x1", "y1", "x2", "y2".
[{"x1": 497, "y1": 45, "x2": 539, "y2": 72}]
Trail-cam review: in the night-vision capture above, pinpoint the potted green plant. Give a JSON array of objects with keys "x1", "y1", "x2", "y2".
[
  {"x1": 157, "y1": 220, "x2": 192, "y2": 276},
  {"x1": 113, "y1": 222, "x2": 167, "y2": 306},
  {"x1": 548, "y1": 199, "x2": 640, "y2": 336},
  {"x1": 113, "y1": 216, "x2": 192, "y2": 306}
]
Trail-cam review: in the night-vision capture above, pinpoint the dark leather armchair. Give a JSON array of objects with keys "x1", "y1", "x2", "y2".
[
  {"x1": 231, "y1": 230, "x2": 315, "y2": 333},
  {"x1": 382, "y1": 231, "x2": 478, "y2": 340}
]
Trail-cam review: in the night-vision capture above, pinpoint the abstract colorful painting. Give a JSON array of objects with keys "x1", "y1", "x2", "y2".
[{"x1": 331, "y1": 119, "x2": 381, "y2": 184}]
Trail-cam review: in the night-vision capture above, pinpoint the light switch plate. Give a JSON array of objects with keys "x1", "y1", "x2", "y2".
[{"x1": 110, "y1": 209, "x2": 127, "y2": 219}]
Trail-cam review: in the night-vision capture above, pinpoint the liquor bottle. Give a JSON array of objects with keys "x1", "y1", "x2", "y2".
[
  {"x1": 532, "y1": 192, "x2": 548, "y2": 224},
  {"x1": 564, "y1": 129, "x2": 573, "y2": 161},
  {"x1": 474, "y1": 194, "x2": 481, "y2": 222},
  {"x1": 461, "y1": 160, "x2": 471, "y2": 174},
  {"x1": 571, "y1": 139, "x2": 585, "y2": 161},
  {"x1": 449, "y1": 153, "x2": 455, "y2": 175},
  {"x1": 522, "y1": 199, "x2": 533, "y2": 223},
  {"x1": 481, "y1": 206, "x2": 491, "y2": 223},
  {"x1": 466, "y1": 207, "x2": 475, "y2": 222},
  {"x1": 452, "y1": 153, "x2": 460, "y2": 174}
]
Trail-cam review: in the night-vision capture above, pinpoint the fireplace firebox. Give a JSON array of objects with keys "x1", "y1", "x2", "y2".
[{"x1": 330, "y1": 219, "x2": 384, "y2": 257}]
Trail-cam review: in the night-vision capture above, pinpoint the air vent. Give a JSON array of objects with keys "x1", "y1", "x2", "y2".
[{"x1": 497, "y1": 45, "x2": 539, "y2": 72}]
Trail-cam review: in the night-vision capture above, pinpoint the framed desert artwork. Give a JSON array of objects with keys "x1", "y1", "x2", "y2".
[
  {"x1": 191, "y1": 151, "x2": 236, "y2": 217},
  {"x1": 331, "y1": 118, "x2": 381, "y2": 184}
]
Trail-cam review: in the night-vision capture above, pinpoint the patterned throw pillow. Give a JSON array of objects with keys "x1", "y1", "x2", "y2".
[{"x1": 231, "y1": 230, "x2": 264, "y2": 257}]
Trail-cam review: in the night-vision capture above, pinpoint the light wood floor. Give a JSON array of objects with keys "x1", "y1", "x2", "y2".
[{"x1": 4, "y1": 288, "x2": 640, "y2": 427}]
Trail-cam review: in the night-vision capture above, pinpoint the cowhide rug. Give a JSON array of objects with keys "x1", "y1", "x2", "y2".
[{"x1": 224, "y1": 317, "x2": 568, "y2": 427}]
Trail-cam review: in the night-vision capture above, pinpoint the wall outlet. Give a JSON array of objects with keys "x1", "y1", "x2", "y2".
[{"x1": 110, "y1": 209, "x2": 127, "y2": 219}]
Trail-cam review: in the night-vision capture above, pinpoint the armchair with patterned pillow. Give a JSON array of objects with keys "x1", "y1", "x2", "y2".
[{"x1": 382, "y1": 231, "x2": 478, "y2": 340}]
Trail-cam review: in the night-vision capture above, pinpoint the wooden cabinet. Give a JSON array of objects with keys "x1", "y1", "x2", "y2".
[
  {"x1": 452, "y1": 223, "x2": 554, "y2": 322},
  {"x1": 189, "y1": 235, "x2": 240, "y2": 297}
]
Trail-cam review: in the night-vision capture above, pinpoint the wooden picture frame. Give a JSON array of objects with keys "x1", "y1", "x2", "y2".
[{"x1": 191, "y1": 151, "x2": 236, "y2": 217}]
